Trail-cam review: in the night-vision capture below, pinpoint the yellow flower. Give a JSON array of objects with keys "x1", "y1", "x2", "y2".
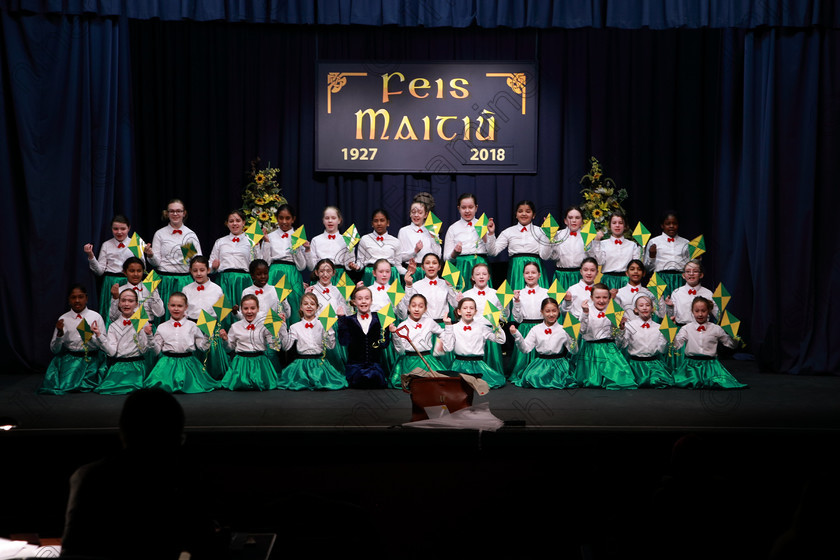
[
  {"x1": 592, "y1": 209, "x2": 603, "y2": 219},
  {"x1": 591, "y1": 193, "x2": 601, "y2": 201},
  {"x1": 255, "y1": 197, "x2": 267, "y2": 205},
  {"x1": 255, "y1": 174, "x2": 266, "y2": 184},
  {"x1": 258, "y1": 212, "x2": 270, "y2": 221},
  {"x1": 593, "y1": 172, "x2": 602, "y2": 180}
]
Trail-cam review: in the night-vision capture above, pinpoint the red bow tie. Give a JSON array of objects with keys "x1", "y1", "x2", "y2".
[
  {"x1": 570, "y1": 231, "x2": 577, "y2": 236},
  {"x1": 322, "y1": 288, "x2": 330, "y2": 294},
  {"x1": 305, "y1": 322, "x2": 314, "y2": 328},
  {"x1": 76, "y1": 314, "x2": 82, "y2": 319},
  {"x1": 544, "y1": 328, "x2": 552, "y2": 334},
  {"x1": 377, "y1": 285, "x2": 385, "y2": 291},
  {"x1": 196, "y1": 285, "x2": 204, "y2": 291},
  {"x1": 597, "y1": 312, "x2": 605, "y2": 318},
  {"x1": 520, "y1": 226, "x2": 527, "y2": 233},
  {"x1": 123, "y1": 319, "x2": 131, "y2": 326},
  {"x1": 359, "y1": 313, "x2": 369, "y2": 320},
  {"x1": 463, "y1": 325, "x2": 472, "y2": 331},
  {"x1": 697, "y1": 325, "x2": 706, "y2": 332},
  {"x1": 328, "y1": 234, "x2": 336, "y2": 240},
  {"x1": 376, "y1": 236, "x2": 384, "y2": 242},
  {"x1": 281, "y1": 232, "x2": 289, "y2": 238},
  {"x1": 173, "y1": 321, "x2": 182, "y2": 327},
  {"x1": 232, "y1": 237, "x2": 240, "y2": 242},
  {"x1": 528, "y1": 289, "x2": 535, "y2": 294},
  {"x1": 477, "y1": 290, "x2": 485, "y2": 296},
  {"x1": 172, "y1": 229, "x2": 182, "y2": 235},
  {"x1": 667, "y1": 237, "x2": 675, "y2": 242},
  {"x1": 641, "y1": 322, "x2": 650, "y2": 329},
  {"x1": 133, "y1": 286, "x2": 142, "y2": 292},
  {"x1": 429, "y1": 280, "x2": 437, "y2": 286},
  {"x1": 631, "y1": 287, "x2": 639, "y2": 293},
  {"x1": 688, "y1": 289, "x2": 697, "y2": 295},
  {"x1": 415, "y1": 323, "x2": 422, "y2": 329},
  {"x1": 246, "y1": 324, "x2": 255, "y2": 330},
  {"x1": 466, "y1": 221, "x2": 472, "y2": 226},
  {"x1": 255, "y1": 289, "x2": 263, "y2": 295},
  {"x1": 585, "y1": 285, "x2": 593, "y2": 292},
  {"x1": 117, "y1": 242, "x2": 125, "y2": 248},
  {"x1": 417, "y1": 228, "x2": 424, "y2": 234},
  {"x1": 614, "y1": 239, "x2": 623, "y2": 245}
]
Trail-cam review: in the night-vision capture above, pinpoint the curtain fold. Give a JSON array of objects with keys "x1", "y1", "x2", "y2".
[{"x1": 3, "y1": 0, "x2": 838, "y2": 28}]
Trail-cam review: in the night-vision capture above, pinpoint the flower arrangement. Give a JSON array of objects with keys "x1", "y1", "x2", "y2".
[
  {"x1": 579, "y1": 157, "x2": 628, "y2": 232},
  {"x1": 241, "y1": 158, "x2": 286, "y2": 233}
]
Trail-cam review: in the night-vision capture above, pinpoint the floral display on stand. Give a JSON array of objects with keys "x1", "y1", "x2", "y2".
[
  {"x1": 241, "y1": 158, "x2": 286, "y2": 233},
  {"x1": 579, "y1": 157, "x2": 628, "y2": 232}
]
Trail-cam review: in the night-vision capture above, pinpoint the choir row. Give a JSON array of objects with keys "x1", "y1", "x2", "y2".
[{"x1": 42, "y1": 249, "x2": 745, "y2": 395}]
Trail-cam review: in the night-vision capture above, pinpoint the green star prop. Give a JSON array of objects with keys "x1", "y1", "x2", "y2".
[
  {"x1": 195, "y1": 309, "x2": 217, "y2": 337},
  {"x1": 632, "y1": 221, "x2": 651, "y2": 248},
  {"x1": 713, "y1": 282, "x2": 731, "y2": 313},
  {"x1": 318, "y1": 304, "x2": 337, "y2": 331}
]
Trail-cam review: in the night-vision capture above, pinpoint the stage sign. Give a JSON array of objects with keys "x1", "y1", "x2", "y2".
[{"x1": 316, "y1": 61, "x2": 538, "y2": 174}]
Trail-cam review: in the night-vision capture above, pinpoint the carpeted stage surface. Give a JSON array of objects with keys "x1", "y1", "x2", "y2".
[{"x1": 2, "y1": 359, "x2": 839, "y2": 559}]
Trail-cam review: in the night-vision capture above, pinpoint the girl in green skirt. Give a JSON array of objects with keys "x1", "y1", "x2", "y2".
[
  {"x1": 486, "y1": 200, "x2": 552, "y2": 289},
  {"x1": 388, "y1": 294, "x2": 446, "y2": 389},
  {"x1": 262, "y1": 203, "x2": 308, "y2": 324},
  {"x1": 443, "y1": 193, "x2": 493, "y2": 290},
  {"x1": 39, "y1": 285, "x2": 105, "y2": 395},
  {"x1": 145, "y1": 292, "x2": 218, "y2": 393},
  {"x1": 441, "y1": 298, "x2": 506, "y2": 388},
  {"x1": 218, "y1": 295, "x2": 280, "y2": 391},
  {"x1": 82, "y1": 214, "x2": 137, "y2": 328},
  {"x1": 575, "y1": 284, "x2": 637, "y2": 390},
  {"x1": 510, "y1": 298, "x2": 577, "y2": 389},
  {"x1": 278, "y1": 293, "x2": 347, "y2": 390},
  {"x1": 617, "y1": 294, "x2": 674, "y2": 388},
  {"x1": 96, "y1": 289, "x2": 154, "y2": 394},
  {"x1": 209, "y1": 209, "x2": 254, "y2": 329},
  {"x1": 551, "y1": 206, "x2": 589, "y2": 290},
  {"x1": 673, "y1": 297, "x2": 747, "y2": 389}
]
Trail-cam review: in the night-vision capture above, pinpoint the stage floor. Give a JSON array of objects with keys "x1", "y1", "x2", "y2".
[
  {"x1": 3, "y1": 360, "x2": 839, "y2": 559},
  {"x1": 2, "y1": 359, "x2": 838, "y2": 433}
]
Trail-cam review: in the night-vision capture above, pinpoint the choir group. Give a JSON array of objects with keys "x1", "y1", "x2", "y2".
[{"x1": 41, "y1": 193, "x2": 746, "y2": 395}]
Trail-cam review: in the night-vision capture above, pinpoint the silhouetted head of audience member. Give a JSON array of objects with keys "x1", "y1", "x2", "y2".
[{"x1": 119, "y1": 388, "x2": 185, "y2": 455}]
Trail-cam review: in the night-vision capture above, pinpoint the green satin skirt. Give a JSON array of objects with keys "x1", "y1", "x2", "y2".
[
  {"x1": 598, "y1": 272, "x2": 627, "y2": 291},
  {"x1": 95, "y1": 359, "x2": 147, "y2": 395},
  {"x1": 389, "y1": 354, "x2": 446, "y2": 389},
  {"x1": 627, "y1": 356, "x2": 674, "y2": 388},
  {"x1": 674, "y1": 356, "x2": 748, "y2": 389},
  {"x1": 553, "y1": 269, "x2": 581, "y2": 291},
  {"x1": 449, "y1": 357, "x2": 505, "y2": 389},
  {"x1": 278, "y1": 356, "x2": 347, "y2": 391},
  {"x1": 268, "y1": 262, "x2": 305, "y2": 324},
  {"x1": 218, "y1": 270, "x2": 252, "y2": 328},
  {"x1": 514, "y1": 355, "x2": 577, "y2": 389},
  {"x1": 197, "y1": 337, "x2": 232, "y2": 380},
  {"x1": 39, "y1": 352, "x2": 103, "y2": 395},
  {"x1": 507, "y1": 255, "x2": 548, "y2": 290},
  {"x1": 157, "y1": 273, "x2": 192, "y2": 321},
  {"x1": 144, "y1": 355, "x2": 218, "y2": 393},
  {"x1": 574, "y1": 340, "x2": 637, "y2": 390},
  {"x1": 219, "y1": 354, "x2": 280, "y2": 391},
  {"x1": 449, "y1": 254, "x2": 490, "y2": 290},
  {"x1": 507, "y1": 322, "x2": 538, "y2": 380},
  {"x1": 98, "y1": 274, "x2": 124, "y2": 328}
]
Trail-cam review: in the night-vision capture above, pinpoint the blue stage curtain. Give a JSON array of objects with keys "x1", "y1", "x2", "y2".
[
  {"x1": 3, "y1": 0, "x2": 839, "y2": 28},
  {"x1": 0, "y1": 12, "x2": 134, "y2": 371},
  {"x1": 716, "y1": 28, "x2": 840, "y2": 374}
]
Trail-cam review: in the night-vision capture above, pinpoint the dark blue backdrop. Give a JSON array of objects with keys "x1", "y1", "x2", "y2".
[{"x1": 1, "y1": 1, "x2": 838, "y2": 375}]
